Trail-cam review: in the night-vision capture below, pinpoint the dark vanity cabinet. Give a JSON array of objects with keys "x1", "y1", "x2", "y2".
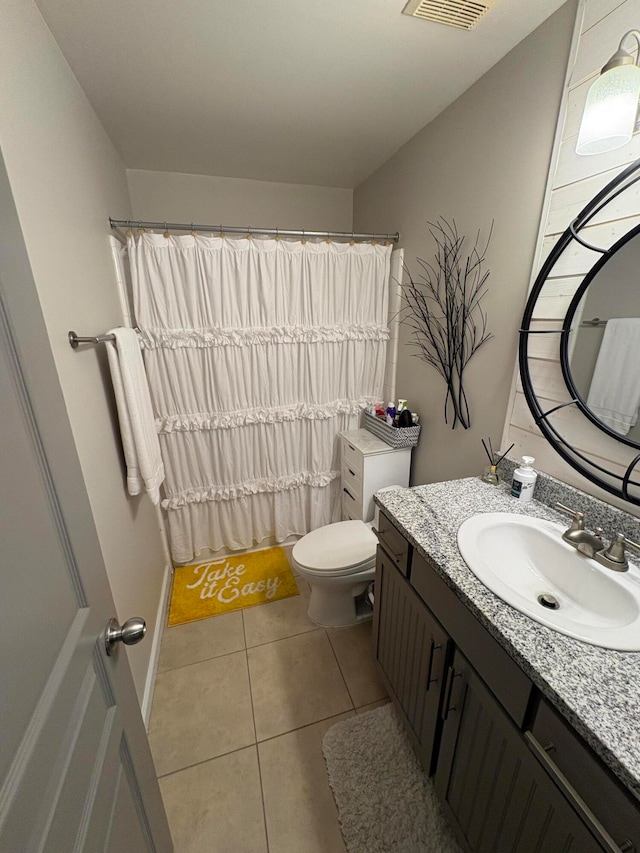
[
  {"x1": 435, "y1": 648, "x2": 603, "y2": 851},
  {"x1": 373, "y1": 510, "x2": 640, "y2": 853},
  {"x1": 374, "y1": 545, "x2": 450, "y2": 773}
]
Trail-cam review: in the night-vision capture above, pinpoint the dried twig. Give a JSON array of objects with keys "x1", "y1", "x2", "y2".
[{"x1": 402, "y1": 218, "x2": 493, "y2": 429}]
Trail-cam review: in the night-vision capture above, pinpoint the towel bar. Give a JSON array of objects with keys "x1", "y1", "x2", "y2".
[{"x1": 68, "y1": 330, "x2": 116, "y2": 349}]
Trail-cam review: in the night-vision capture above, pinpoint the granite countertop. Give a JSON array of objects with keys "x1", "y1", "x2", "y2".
[{"x1": 375, "y1": 476, "x2": 640, "y2": 801}]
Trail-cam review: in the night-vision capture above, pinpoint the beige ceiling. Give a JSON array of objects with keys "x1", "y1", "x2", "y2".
[{"x1": 35, "y1": 0, "x2": 569, "y2": 189}]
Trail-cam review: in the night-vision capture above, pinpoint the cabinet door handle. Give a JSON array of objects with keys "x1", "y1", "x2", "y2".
[
  {"x1": 525, "y1": 732, "x2": 623, "y2": 853},
  {"x1": 441, "y1": 666, "x2": 461, "y2": 721},
  {"x1": 426, "y1": 639, "x2": 442, "y2": 688},
  {"x1": 348, "y1": 467, "x2": 356, "y2": 477}
]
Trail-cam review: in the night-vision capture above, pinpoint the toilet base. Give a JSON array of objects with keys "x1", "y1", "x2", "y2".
[{"x1": 306, "y1": 579, "x2": 371, "y2": 627}]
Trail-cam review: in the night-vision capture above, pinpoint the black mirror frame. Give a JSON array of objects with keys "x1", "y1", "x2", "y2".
[{"x1": 519, "y1": 157, "x2": 640, "y2": 505}]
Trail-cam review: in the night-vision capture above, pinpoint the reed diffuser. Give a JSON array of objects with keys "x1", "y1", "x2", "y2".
[{"x1": 480, "y1": 438, "x2": 514, "y2": 485}]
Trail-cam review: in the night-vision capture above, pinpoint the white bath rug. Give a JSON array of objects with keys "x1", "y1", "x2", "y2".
[{"x1": 322, "y1": 703, "x2": 462, "y2": 853}]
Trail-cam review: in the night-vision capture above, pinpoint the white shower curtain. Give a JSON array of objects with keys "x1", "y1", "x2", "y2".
[{"x1": 128, "y1": 232, "x2": 392, "y2": 561}]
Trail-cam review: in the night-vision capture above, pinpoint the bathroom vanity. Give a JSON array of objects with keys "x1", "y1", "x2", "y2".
[{"x1": 373, "y1": 478, "x2": 640, "y2": 852}]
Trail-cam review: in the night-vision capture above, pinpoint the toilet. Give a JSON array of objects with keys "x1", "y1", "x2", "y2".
[{"x1": 292, "y1": 486, "x2": 403, "y2": 627}]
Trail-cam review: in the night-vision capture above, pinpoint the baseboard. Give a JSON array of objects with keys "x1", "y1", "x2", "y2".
[{"x1": 140, "y1": 561, "x2": 173, "y2": 728}]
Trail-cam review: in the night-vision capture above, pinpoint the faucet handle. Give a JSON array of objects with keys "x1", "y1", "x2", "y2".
[
  {"x1": 624, "y1": 535, "x2": 640, "y2": 555},
  {"x1": 595, "y1": 533, "x2": 640, "y2": 572},
  {"x1": 555, "y1": 503, "x2": 585, "y2": 530},
  {"x1": 601, "y1": 534, "x2": 629, "y2": 569}
]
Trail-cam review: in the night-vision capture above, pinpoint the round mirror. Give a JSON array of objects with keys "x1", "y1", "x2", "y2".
[{"x1": 520, "y1": 159, "x2": 640, "y2": 504}]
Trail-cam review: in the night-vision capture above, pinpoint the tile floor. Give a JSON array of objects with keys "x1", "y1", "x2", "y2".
[{"x1": 148, "y1": 560, "x2": 388, "y2": 852}]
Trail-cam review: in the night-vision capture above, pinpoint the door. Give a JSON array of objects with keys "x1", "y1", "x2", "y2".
[
  {"x1": 435, "y1": 649, "x2": 602, "y2": 852},
  {"x1": 0, "y1": 156, "x2": 172, "y2": 850},
  {"x1": 374, "y1": 549, "x2": 450, "y2": 774}
]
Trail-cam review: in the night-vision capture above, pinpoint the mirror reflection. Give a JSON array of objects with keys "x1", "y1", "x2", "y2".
[{"x1": 568, "y1": 235, "x2": 640, "y2": 441}]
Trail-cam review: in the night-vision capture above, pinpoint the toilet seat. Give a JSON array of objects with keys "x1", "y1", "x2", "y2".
[{"x1": 292, "y1": 520, "x2": 377, "y2": 576}]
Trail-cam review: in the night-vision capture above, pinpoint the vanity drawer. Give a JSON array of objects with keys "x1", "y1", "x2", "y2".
[
  {"x1": 529, "y1": 698, "x2": 640, "y2": 851},
  {"x1": 341, "y1": 437, "x2": 364, "y2": 479},
  {"x1": 341, "y1": 459, "x2": 363, "y2": 499},
  {"x1": 342, "y1": 485, "x2": 362, "y2": 520},
  {"x1": 376, "y1": 511, "x2": 411, "y2": 576},
  {"x1": 411, "y1": 552, "x2": 532, "y2": 727}
]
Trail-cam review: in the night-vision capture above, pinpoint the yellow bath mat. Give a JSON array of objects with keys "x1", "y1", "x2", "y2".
[{"x1": 168, "y1": 546, "x2": 299, "y2": 626}]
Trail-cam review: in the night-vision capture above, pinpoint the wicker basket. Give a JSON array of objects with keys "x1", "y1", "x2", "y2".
[{"x1": 363, "y1": 411, "x2": 421, "y2": 448}]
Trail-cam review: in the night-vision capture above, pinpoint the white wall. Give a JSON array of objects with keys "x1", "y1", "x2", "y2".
[
  {"x1": 127, "y1": 169, "x2": 353, "y2": 232},
  {"x1": 502, "y1": 0, "x2": 640, "y2": 515},
  {"x1": 0, "y1": 0, "x2": 167, "y2": 705},
  {"x1": 353, "y1": 1, "x2": 578, "y2": 488}
]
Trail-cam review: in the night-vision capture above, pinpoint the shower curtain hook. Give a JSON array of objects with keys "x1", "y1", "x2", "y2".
[
  {"x1": 163, "y1": 222, "x2": 170, "y2": 238},
  {"x1": 219, "y1": 224, "x2": 225, "y2": 239},
  {"x1": 350, "y1": 231, "x2": 355, "y2": 246},
  {"x1": 301, "y1": 229, "x2": 307, "y2": 245},
  {"x1": 190, "y1": 222, "x2": 196, "y2": 236},
  {"x1": 275, "y1": 226, "x2": 280, "y2": 242},
  {"x1": 326, "y1": 230, "x2": 332, "y2": 244}
]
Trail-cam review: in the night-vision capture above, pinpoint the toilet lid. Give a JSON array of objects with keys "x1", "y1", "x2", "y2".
[{"x1": 293, "y1": 520, "x2": 377, "y2": 573}]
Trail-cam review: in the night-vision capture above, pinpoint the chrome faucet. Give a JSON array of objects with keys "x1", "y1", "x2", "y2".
[{"x1": 555, "y1": 503, "x2": 640, "y2": 572}]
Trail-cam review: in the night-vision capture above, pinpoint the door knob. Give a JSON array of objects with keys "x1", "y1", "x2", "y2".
[{"x1": 105, "y1": 616, "x2": 146, "y2": 656}]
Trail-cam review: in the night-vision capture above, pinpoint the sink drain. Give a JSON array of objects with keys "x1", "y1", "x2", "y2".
[{"x1": 538, "y1": 593, "x2": 559, "y2": 610}]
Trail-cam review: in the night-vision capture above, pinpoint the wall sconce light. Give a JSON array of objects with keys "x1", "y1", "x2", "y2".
[{"x1": 576, "y1": 30, "x2": 640, "y2": 156}]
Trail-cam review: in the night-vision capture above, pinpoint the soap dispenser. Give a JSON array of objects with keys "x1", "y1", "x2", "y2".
[{"x1": 511, "y1": 456, "x2": 538, "y2": 502}]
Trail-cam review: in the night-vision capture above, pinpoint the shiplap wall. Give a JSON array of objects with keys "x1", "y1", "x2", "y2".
[{"x1": 501, "y1": 0, "x2": 640, "y2": 515}]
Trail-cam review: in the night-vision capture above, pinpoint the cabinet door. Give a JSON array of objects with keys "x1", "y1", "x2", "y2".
[
  {"x1": 435, "y1": 650, "x2": 604, "y2": 853},
  {"x1": 374, "y1": 550, "x2": 450, "y2": 773}
]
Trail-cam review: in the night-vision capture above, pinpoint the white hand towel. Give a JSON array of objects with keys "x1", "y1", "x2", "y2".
[
  {"x1": 105, "y1": 327, "x2": 165, "y2": 505},
  {"x1": 586, "y1": 318, "x2": 640, "y2": 436}
]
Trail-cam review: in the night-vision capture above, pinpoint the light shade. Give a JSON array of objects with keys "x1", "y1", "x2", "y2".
[{"x1": 576, "y1": 64, "x2": 640, "y2": 156}]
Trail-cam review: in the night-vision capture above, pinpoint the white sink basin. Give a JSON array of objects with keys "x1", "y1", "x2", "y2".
[{"x1": 457, "y1": 513, "x2": 640, "y2": 650}]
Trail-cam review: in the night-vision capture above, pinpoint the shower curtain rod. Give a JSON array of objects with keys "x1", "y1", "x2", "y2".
[{"x1": 109, "y1": 218, "x2": 400, "y2": 243}]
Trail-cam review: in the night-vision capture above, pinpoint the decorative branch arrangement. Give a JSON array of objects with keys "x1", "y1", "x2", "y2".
[{"x1": 402, "y1": 218, "x2": 494, "y2": 430}]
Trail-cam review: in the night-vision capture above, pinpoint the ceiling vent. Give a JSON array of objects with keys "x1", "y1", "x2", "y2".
[{"x1": 402, "y1": 0, "x2": 501, "y2": 30}]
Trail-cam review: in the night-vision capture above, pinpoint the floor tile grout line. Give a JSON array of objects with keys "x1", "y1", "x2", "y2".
[
  {"x1": 241, "y1": 607, "x2": 248, "y2": 650},
  {"x1": 156, "y1": 740, "x2": 260, "y2": 780},
  {"x1": 244, "y1": 623, "x2": 320, "y2": 652},
  {"x1": 243, "y1": 645, "x2": 270, "y2": 853},
  {"x1": 244, "y1": 647, "x2": 259, "y2": 745},
  {"x1": 158, "y1": 621, "x2": 323, "y2": 677},
  {"x1": 158, "y1": 584, "x2": 316, "y2": 675},
  {"x1": 254, "y1": 707, "x2": 357, "y2": 747},
  {"x1": 154, "y1": 703, "x2": 372, "y2": 784},
  {"x1": 156, "y1": 701, "x2": 362, "y2": 782},
  {"x1": 159, "y1": 621, "x2": 321, "y2": 677},
  {"x1": 156, "y1": 644, "x2": 248, "y2": 676},
  {"x1": 324, "y1": 627, "x2": 357, "y2": 711},
  {"x1": 255, "y1": 740, "x2": 271, "y2": 853}
]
